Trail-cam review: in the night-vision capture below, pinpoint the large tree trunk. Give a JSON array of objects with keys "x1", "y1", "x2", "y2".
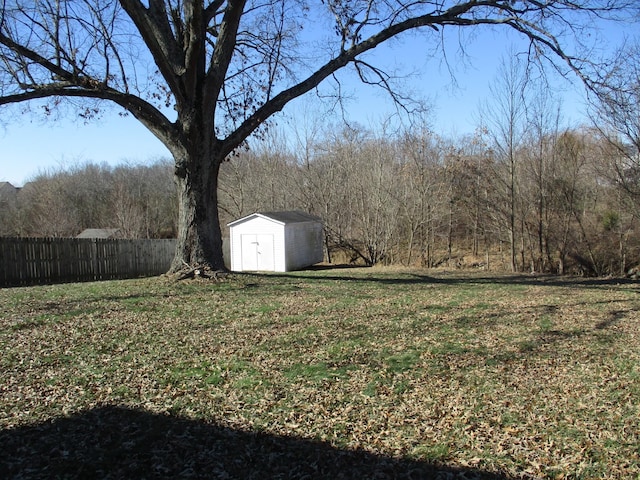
[{"x1": 170, "y1": 152, "x2": 225, "y2": 273}]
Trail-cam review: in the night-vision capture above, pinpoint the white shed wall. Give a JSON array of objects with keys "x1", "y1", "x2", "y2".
[
  {"x1": 229, "y1": 217, "x2": 286, "y2": 272},
  {"x1": 284, "y1": 222, "x2": 324, "y2": 271}
]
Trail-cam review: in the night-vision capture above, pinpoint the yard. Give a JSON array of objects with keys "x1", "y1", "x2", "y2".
[{"x1": 1, "y1": 268, "x2": 638, "y2": 479}]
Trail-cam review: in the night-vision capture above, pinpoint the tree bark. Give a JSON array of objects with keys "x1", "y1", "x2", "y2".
[{"x1": 171, "y1": 153, "x2": 225, "y2": 272}]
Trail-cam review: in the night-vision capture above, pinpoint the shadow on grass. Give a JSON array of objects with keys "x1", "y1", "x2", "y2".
[
  {"x1": 0, "y1": 405, "x2": 514, "y2": 480},
  {"x1": 260, "y1": 266, "x2": 640, "y2": 290}
]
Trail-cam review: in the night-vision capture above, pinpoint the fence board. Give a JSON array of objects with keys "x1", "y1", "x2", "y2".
[{"x1": 0, "y1": 237, "x2": 176, "y2": 287}]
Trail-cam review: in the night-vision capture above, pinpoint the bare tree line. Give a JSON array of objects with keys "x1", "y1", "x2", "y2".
[
  {"x1": 1, "y1": 117, "x2": 638, "y2": 276},
  {"x1": 0, "y1": 160, "x2": 178, "y2": 239},
  {"x1": 2, "y1": 46, "x2": 639, "y2": 277},
  {"x1": 214, "y1": 118, "x2": 640, "y2": 276},
  {"x1": 216, "y1": 49, "x2": 640, "y2": 276},
  {"x1": 2, "y1": 0, "x2": 637, "y2": 272}
]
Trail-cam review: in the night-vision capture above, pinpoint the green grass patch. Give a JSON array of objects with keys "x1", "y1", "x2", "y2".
[
  {"x1": 383, "y1": 349, "x2": 422, "y2": 374},
  {"x1": 283, "y1": 362, "x2": 351, "y2": 384}
]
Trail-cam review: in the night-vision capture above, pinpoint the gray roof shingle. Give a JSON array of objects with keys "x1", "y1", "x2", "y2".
[{"x1": 228, "y1": 211, "x2": 321, "y2": 226}]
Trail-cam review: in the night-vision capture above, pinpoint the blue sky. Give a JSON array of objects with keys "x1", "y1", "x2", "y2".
[
  {"x1": 1, "y1": 112, "x2": 171, "y2": 186},
  {"x1": 0, "y1": 13, "x2": 630, "y2": 187}
]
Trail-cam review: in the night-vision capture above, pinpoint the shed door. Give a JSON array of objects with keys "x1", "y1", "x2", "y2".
[{"x1": 240, "y1": 234, "x2": 275, "y2": 271}]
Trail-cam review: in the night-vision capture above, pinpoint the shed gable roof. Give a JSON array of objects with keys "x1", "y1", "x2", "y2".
[{"x1": 228, "y1": 210, "x2": 321, "y2": 227}]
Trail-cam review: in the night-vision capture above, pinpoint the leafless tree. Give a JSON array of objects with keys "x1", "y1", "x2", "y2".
[
  {"x1": 396, "y1": 128, "x2": 449, "y2": 266},
  {"x1": 480, "y1": 53, "x2": 531, "y2": 271},
  {"x1": 446, "y1": 132, "x2": 495, "y2": 264},
  {"x1": 17, "y1": 171, "x2": 81, "y2": 237},
  {"x1": 590, "y1": 43, "x2": 640, "y2": 214},
  {"x1": 519, "y1": 87, "x2": 563, "y2": 272},
  {"x1": 546, "y1": 130, "x2": 596, "y2": 274},
  {"x1": 0, "y1": 181, "x2": 20, "y2": 236},
  {"x1": 309, "y1": 125, "x2": 367, "y2": 263},
  {"x1": 218, "y1": 131, "x2": 299, "y2": 225},
  {"x1": 352, "y1": 134, "x2": 402, "y2": 265}
]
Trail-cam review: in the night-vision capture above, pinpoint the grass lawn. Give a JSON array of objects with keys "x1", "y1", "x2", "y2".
[{"x1": 1, "y1": 268, "x2": 639, "y2": 479}]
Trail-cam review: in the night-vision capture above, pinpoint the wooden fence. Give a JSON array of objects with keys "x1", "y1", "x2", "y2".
[{"x1": 0, "y1": 237, "x2": 177, "y2": 287}]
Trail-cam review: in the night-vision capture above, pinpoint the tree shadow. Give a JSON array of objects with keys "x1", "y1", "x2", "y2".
[
  {"x1": 595, "y1": 309, "x2": 629, "y2": 330},
  {"x1": 306, "y1": 263, "x2": 369, "y2": 271},
  {"x1": 259, "y1": 267, "x2": 640, "y2": 290},
  {"x1": 450, "y1": 273, "x2": 640, "y2": 289},
  {"x1": 0, "y1": 405, "x2": 514, "y2": 479}
]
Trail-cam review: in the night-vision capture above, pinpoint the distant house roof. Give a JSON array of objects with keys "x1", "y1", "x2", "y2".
[
  {"x1": 0, "y1": 182, "x2": 19, "y2": 202},
  {"x1": 0, "y1": 181, "x2": 16, "y2": 194},
  {"x1": 228, "y1": 211, "x2": 321, "y2": 227},
  {"x1": 76, "y1": 228, "x2": 120, "y2": 239}
]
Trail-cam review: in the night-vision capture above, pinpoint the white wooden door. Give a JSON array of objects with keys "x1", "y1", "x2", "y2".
[{"x1": 240, "y1": 234, "x2": 275, "y2": 271}]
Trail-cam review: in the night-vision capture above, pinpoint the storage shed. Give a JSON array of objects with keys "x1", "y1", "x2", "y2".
[{"x1": 228, "y1": 211, "x2": 323, "y2": 272}]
